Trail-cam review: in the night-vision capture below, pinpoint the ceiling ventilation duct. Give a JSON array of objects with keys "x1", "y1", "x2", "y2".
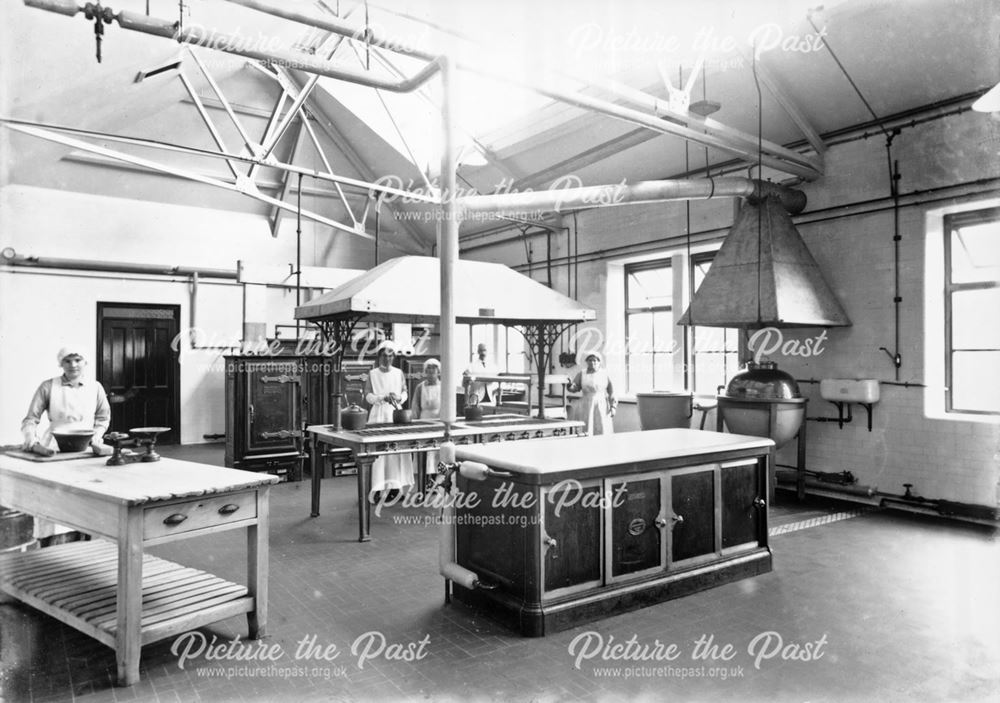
[{"x1": 679, "y1": 195, "x2": 851, "y2": 329}]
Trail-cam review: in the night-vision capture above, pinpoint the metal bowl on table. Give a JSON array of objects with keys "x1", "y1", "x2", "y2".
[{"x1": 52, "y1": 429, "x2": 93, "y2": 453}]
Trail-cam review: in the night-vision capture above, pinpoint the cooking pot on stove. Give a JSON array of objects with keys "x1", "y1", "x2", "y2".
[
  {"x1": 393, "y1": 408, "x2": 413, "y2": 424},
  {"x1": 341, "y1": 393, "x2": 368, "y2": 431}
]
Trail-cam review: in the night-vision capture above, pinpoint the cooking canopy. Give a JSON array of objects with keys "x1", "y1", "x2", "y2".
[
  {"x1": 295, "y1": 255, "x2": 595, "y2": 325},
  {"x1": 679, "y1": 196, "x2": 851, "y2": 328}
]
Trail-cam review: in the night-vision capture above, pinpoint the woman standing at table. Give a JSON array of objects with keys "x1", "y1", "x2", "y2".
[
  {"x1": 413, "y1": 358, "x2": 441, "y2": 490},
  {"x1": 363, "y1": 341, "x2": 413, "y2": 501},
  {"x1": 568, "y1": 351, "x2": 617, "y2": 436}
]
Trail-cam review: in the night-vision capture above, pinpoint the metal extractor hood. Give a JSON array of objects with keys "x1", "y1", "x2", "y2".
[{"x1": 679, "y1": 195, "x2": 851, "y2": 328}]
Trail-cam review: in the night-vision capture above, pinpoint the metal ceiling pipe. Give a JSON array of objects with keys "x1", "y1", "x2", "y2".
[
  {"x1": 222, "y1": 0, "x2": 436, "y2": 62},
  {"x1": 0, "y1": 250, "x2": 237, "y2": 279},
  {"x1": 457, "y1": 177, "x2": 806, "y2": 217},
  {"x1": 22, "y1": 2, "x2": 444, "y2": 94}
]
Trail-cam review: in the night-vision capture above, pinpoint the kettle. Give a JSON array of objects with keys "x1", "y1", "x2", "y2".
[{"x1": 341, "y1": 392, "x2": 368, "y2": 431}]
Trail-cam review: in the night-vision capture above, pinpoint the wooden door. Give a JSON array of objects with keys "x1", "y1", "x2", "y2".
[
  {"x1": 608, "y1": 474, "x2": 664, "y2": 579},
  {"x1": 98, "y1": 304, "x2": 180, "y2": 444},
  {"x1": 721, "y1": 459, "x2": 765, "y2": 550},
  {"x1": 542, "y1": 480, "x2": 603, "y2": 596},
  {"x1": 669, "y1": 466, "x2": 717, "y2": 564}
]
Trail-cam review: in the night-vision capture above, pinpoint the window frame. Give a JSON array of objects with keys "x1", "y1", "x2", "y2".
[
  {"x1": 624, "y1": 258, "x2": 674, "y2": 393},
  {"x1": 943, "y1": 207, "x2": 1000, "y2": 416},
  {"x1": 688, "y1": 251, "x2": 742, "y2": 396}
]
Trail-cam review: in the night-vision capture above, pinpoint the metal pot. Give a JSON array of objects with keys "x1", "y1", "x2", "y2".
[
  {"x1": 463, "y1": 404, "x2": 484, "y2": 421},
  {"x1": 393, "y1": 408, "x2": 413, "y2": 424},
  {"x1": 719, "y1": 361, "x2": 805, "y2": 449},
  {"x1": 52, "y1": 429, "x2": 93, "y2": 453},
  {"x1": 724, "y1": 361, "x2": 800, "y2": 399},
  {"x1": 341, "y1": 403, "x2": 368, "y2": 431}
]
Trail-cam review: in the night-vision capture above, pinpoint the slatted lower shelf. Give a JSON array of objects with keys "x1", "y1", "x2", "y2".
[{"x1": 0, "y1": 540, "x2": 254, "y2": 650}]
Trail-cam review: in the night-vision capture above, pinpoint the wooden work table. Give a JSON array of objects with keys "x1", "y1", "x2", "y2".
[
  {"x1": 0, "y1": 453, "x2": 278, "y2": 686},
  {"x1": 451, "y1": 428, "x2": 775, "y2": 635},
  {"x1": 307, "y1": 414, "x2": 582, "y2": 541}
]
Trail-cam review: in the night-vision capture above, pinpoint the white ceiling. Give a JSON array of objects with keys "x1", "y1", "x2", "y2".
[{"x1": 1, "y1": 0, "x2": 997, "y2": 252}]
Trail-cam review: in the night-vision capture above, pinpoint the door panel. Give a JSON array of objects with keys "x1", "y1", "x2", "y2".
[
  {"x1": 245, "y1": 362, "x2": 300, "y2": 455},
  {"x1": 543, "y1": 482, "x2": 602, "y2": 594},
  {"x1": 609, "y1": 476, "x2": 663, "y2": 578},
  {"x1": 721, "y1": 461, "x2": 762, "y2": 549},
  {"x1": 99, "y1": 305, "x2": 180, "y2": 444},
  {"x1": 670, "y1": 469, "x2": 716, "y2": 562}
]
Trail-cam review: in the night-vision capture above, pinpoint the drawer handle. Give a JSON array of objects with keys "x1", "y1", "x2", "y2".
[
  {"x1": 218, "y1": 504, "x2": 240, "y2": 515},
  {"x1": 163, "y1": 513, "x2": 188, "y2": 526}
]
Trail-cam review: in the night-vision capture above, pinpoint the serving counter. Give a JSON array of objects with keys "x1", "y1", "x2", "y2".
[
  {"x1": 307, "y1": 414, "x2": 582, "y2": 541},
  {"x1": 451, "y1": 428, "x2": 774, "y2": 635},
  {"x1": 0, "y1": 453, "x2": 277, "y2": 686}
]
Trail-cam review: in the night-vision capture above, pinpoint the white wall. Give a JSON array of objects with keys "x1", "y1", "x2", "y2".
[{"x1": 0, "y1": 185, "x2": 381, "y2": 444}]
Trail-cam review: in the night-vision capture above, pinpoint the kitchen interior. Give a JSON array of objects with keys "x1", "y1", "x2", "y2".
[{"x1": 0, "y1": 1, "x2": 998, "y2": 701}]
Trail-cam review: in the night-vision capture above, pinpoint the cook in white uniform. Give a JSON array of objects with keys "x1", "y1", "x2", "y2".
[
  {"x1": 568, "y1": 351, "x2": 617, "y2": 436},
  {"x1": 462, "y1": 342, "x2": 499, "y2": 405},
  {"x1": 363, "y1": 341, "x2": 414, "y2": 500},
  {"x1": 21, "y1": 345, "x2": 112, "y2": 456},
  {"x1": 19, "y1": 345, "x2": 112, "y2": 544}
]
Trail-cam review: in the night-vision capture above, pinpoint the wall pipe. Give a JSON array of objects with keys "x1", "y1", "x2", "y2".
[{"x1": 1, "y1": 251, "x2": 237, "y2": 279}]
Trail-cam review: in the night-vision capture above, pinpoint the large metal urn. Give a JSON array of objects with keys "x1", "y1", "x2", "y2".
[{"x1": 717, "y1": 361, "x2": 806, "y2": 448}]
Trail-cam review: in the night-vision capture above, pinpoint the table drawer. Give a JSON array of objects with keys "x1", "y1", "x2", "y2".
[{"x1": 144, "y1": 491, "x2": 257, "y2": 540}]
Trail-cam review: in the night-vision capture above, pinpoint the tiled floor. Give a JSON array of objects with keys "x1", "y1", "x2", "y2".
[{"x1": 1, "y1": 444, "x2": 997, "y2": 702}]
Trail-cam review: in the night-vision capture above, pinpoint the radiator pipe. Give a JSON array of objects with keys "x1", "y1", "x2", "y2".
[{"x1": 775, "y1": 470, "x2": 877, "y2": 497}]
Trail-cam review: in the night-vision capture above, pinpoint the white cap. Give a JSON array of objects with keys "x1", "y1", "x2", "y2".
[
  {"x1": 581, "y1": 350, "x2": 602, "y2": 364},
  {"x1": 375, "y1": 340, "x2": 399, "y2": 355},
  {"x1": 56, "y1": 345, "x2": 86, "y2": 365}
]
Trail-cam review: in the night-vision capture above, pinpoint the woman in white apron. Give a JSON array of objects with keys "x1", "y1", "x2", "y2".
[
  {"x1": 363, "y1": 341, "x2": 414, "y2": 500},
  {"x1": 568, "y1": 351, "x2": 617, "y2": 436},
  {"x1": 19, "y1": 345, "x2": 112, "y2": 542},
  {"x1": 413, "y1": 358, "x2": 441, "y2": 490},
  {"x1": 21, "y1": 346, "x2": 111, "y2": 455}
]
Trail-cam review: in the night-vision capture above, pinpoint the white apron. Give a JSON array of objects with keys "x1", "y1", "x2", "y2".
[
  {"x1": 573, "y1": 369, "x2": 615, "y2": 436},
  {"x1": 367, "y1": 367, "x2": 414, "y2": 495},
  {"x1": 415, "y1": 382, "x2": 441, "y2": 478},
  {"x1": 34, "y1": 377, "x2": 104, "y2": 539},
  {"x1": 38, "y1": 376, "x2": 103, "y2": 451}
]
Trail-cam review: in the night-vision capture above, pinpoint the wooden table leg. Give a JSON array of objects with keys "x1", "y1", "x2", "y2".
[
  {"x1": 310, "y1": 434, "x2": 322, "y2": 517},
  {"x1": 247, "y1": 485, "x2": 270, "y2": 638},
  {"x1": 357, "y1": 457, "x2": 373, "y2": 542},
  {"x1": 116, "y1": 508, "x2": 143, "y2": 686}
]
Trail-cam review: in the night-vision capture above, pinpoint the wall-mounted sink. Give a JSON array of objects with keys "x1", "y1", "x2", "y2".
[{"x1": 819, "y1": 379, "x2": 880, "y2": 404}]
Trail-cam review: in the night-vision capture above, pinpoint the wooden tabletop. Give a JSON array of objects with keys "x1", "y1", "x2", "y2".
[
  {"x1": 0, "y1": 453, "x2": 279, "y2": 506},
  {"x1": 453, "y1": 428, "x2": 774, "y2": 475}
]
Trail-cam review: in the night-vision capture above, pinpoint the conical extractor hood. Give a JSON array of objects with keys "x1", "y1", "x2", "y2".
[{"x1": 679, "y1": 195, "x2": 851, "y2": 328}]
